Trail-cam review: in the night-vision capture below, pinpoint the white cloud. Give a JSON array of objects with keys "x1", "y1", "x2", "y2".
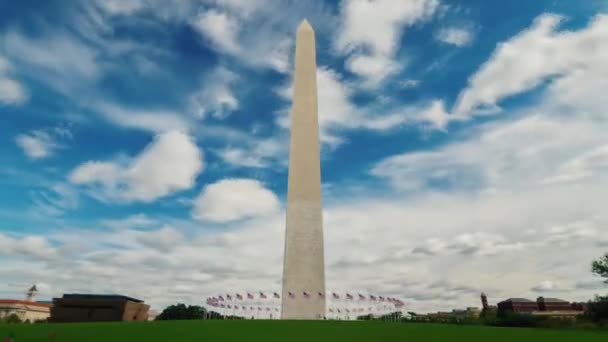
[
  {"x1": 3, "y1": 30, "x2": 100, "y2": 95},
  {"x1": 453, "y1": 14, "x2": 608, "y2": 119},
  {"x1": 372, "y1": 115, "x2": 607, "y2": 192},
  {"x1": 193, "y1": 10, "x2": 241, "y2": 55},
  {"x1": 95, "y1": 102, "x2": 191, "y2": 133},
  {"x1": 531, "y1": 280, "x2": 564, "y2": 293},
  {"x1": 192, "y1": 179, "x2": 279, "y2": 222},
  {"x1": 136, "y1": 226, "x2": 183, "y2": 252},
  {"x1": 15, "y1": 126, "x2": 73, "y2": 160},
  {"x1": 0, "y1": 234, "x2": 58, "y2": 261},
  {"x1": 544, "y1": 144, "x2": 608, "y2": 184},
  {"x1": 399, "y1": 79, "x2": 420, "y2": 89},
  {"x1": 96, "y1": 0, "x2": 145, "y2": 15},
  {"x1": 190, "y1": 2, "x2": 325, "y2": 73},
  {"x1": 418, "y1": 99, "x2": 449, "y2": 130},
  {"x1": 277, "y1": 66, "x2": 412, "y2": 146},
  {"x1": 69, "y1": 131, "x2": 203, "y2": 202},
  {"x1": 336, "y1": 0, "x2": 439, "y2": 85},
  {"x1": 0, "y1": 56, "x2": 27, "y2": 105},
  {"x1": 436, "y1": 27, "x2": 474, "y2": 46},
  {"x1": 15, "y1": 133, "x2": 56, "y2": 159},
  {"x1": 189, "y1": 67, "x2": 239, "y2": 119},
  {"x1": 215, "y1": 137, "x2": 286, "y2": 168}
]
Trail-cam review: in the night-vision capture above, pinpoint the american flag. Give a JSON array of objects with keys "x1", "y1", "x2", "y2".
[
  {"x1": 260, "y1": 292, "x2": 267, "y2": 299},
  {"x1": 303, "y1": 291, "x2": 310, "y2": 298},
  {"x1": 273, "y1": 292, "x2": 280, "y2": 299},
  {"x1": 226, "y1": 294, "x2": 232, "y2": 300},
  {"x1": 288, "y1": 292, "x2": 295, "y2": 298},
  {"x1": 346, "y1": 293, "x2": 353, "y2": 300},
  {"x1": 358, "y1": 294, "x2": 366, "y2": 300},
  {"x1": 247, "y1": 293, "x2": 254, "y2": 299},
  {"x1": 332, "y1": 293, "x2": 339, "y2": 299},
  {"x1": 236, "y1": 293, "x2": 243, "y2": 300},
  {"x1": 318, "y1": 292, "x2": 324, "y2": 298}
]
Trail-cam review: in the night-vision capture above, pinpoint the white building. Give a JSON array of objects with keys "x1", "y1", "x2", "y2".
[{"x1": 0, "y1": 299, "x2": 51, "y2": 322}]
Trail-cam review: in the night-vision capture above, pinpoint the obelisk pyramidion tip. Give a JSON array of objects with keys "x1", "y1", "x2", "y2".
[{"x1": 298, "y1": 19, "x2": 314, "y2": 32}]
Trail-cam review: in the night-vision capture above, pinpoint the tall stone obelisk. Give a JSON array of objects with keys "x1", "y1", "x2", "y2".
[{"x1": 281, "y1": 19, "x2": 326, "y2": 320}]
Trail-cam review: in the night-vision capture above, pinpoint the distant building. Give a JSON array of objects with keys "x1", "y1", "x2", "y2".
[
  {"x1": 0, "y1": 284, "x2": 51, "y2": 322},
  {"x1": 50, "y1": 294, "x2": 149, "y2": 323},
  {"x1": 536, "y1": 297, "x2": 571, "y2": 311},
  {"x1": 497, "y1": 298, "x2": 538, "y2": 316},
  {"x1": 0, "y1": 299, "x2": 51, "y2": 322}
]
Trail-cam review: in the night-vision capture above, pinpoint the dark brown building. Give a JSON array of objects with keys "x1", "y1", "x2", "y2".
[
  {"x1": 497, "y1": 298, "x2": 538, "y2": 316},
  {"x1": 50, "y1": 294, "x2": 149, "y2": 323},
  {"x1": 536, "y1": 297, "x2": 571, "y2": 311}
]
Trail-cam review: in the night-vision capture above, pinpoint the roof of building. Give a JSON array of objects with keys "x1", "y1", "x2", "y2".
[
  {"x1": 500, "y1": 298, "x2": 535, "y2": 303},
  {"x1": 538, "y1": 297, "x2": 569, "y2": 303},
  {"x1": 59, "y1": 294, "x2": 144, "y2": 303},
  {"x1": 0, "y1": 299, "x2": 51, "y2": 308}
]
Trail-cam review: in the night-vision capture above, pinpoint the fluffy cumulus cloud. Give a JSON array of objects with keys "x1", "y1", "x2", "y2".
[
  {"x1": 453, "y1": 14, "x2": 608, "y2": 119},
  {"x1": 0, "y1": 56, "x2": 28, "y2": 104},
  {"x1": 69, "y1": 131, "x2": 203, "y2": 202},
  {"x1": 436, "y1": 27, "x2": 474, "y2": 46},
  {"x1": 192, "y1": 178, "x2": 280, "y2": 222},
  {"x1": 336, "y1": 0, "x2": 439, "y2": 85},
  {"x1": 193, "y1": 9, "x2": 242, "y2": 55}
]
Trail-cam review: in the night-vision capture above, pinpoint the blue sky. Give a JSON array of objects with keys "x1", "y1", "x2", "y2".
[{"x1": 1, "y1": 0, "x2": 607, "y2": 313}]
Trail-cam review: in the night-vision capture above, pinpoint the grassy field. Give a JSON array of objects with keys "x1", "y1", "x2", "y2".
[{"x1": 1, "y1": 320, "x2": 606, "y2": 342}]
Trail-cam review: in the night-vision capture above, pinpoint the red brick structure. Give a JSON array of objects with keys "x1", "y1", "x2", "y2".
[
  {"x1": 50, "y1": 294, "x2": 149, "y2": 323},
  {"x1": 497, "y1": 298, "x2": 538, "y2": 316},
  {"x1": 536, "y1": 297, "x2": 572, "y2": 311}
]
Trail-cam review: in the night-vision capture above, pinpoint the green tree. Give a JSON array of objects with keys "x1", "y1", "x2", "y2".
[
  {"x1": 585, "y1": 295, "x2": 608, "y2": 325},
  {"x1": 3, "y1": 313, "x2": 22, "y2": 324},
  {"x1": 592, "y1": 253, "x2": 608, "y2": 283},
  {"x1": 155, "y1": 304, "x2": 207, "y2": 320}
]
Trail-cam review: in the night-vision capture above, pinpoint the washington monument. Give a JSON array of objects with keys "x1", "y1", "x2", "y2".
[{"x1": 281, "y1": 19, "x2": 326, "y2": 320}]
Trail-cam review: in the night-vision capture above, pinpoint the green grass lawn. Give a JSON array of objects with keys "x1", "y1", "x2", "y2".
[{"x1": 1, "y1": 320, "x2": 606, "y2": 342}]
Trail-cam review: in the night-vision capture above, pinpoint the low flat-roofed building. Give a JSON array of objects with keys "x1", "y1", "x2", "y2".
[
  {"x1": 536, "y1": 297, "x2": 572, "y2": 311},
  {"x1": 0, "y1": 299, "x2": 51, "y2": 322},
  {"x1": 50, "y1": 294, "x2": 149, "y2": 323},
  {"x1": 497, "y1": 298, "x2": 538, "y2": 316}
]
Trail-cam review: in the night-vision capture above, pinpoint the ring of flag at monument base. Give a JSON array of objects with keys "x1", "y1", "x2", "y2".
[{"x1": 204, "y1": 291, "x2": 404, "y2": 320}]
